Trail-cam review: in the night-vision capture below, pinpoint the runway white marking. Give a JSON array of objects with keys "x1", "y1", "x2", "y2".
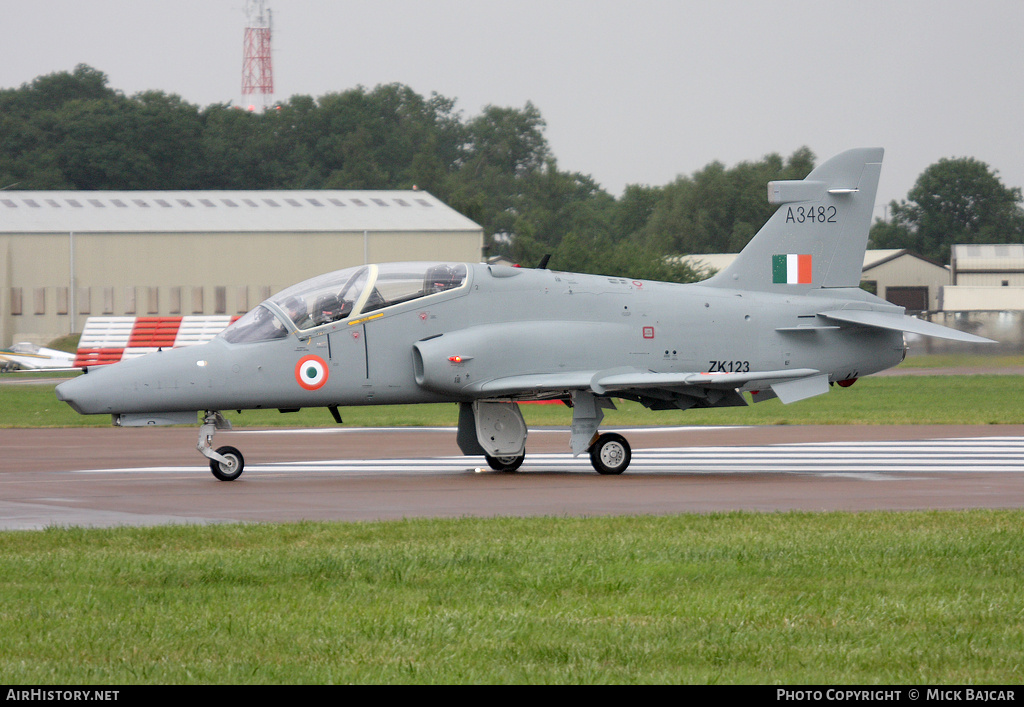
[
  {"x1": 227, "y1": 425, "x2": 748, "y2": 436},
  {"x1": 73, "y1": 437, "x2": 1024, "y2": 476}
]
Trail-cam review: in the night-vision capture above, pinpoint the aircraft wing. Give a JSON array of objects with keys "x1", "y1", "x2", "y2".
[
  {"x1": 817, "y1": 309, "x2": 994, "y2": 343},
  {"x1": 590, "y1": 367, "x2": 821, "y2": 391},
  {"x1": 470, "y1": 367, "x2": 826, "y2": 406},
  {"x1": 0, "y1": 342, "x2": 79, "y2": 371}
]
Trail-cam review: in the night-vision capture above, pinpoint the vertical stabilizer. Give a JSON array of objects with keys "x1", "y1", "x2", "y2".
[{"x1": 704, "y1": 148, "x2": 883, "y2": 292}]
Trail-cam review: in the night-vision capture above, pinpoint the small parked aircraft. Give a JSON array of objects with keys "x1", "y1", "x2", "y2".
[
  {"x1": 1, "y1": 342, "x2": 76, "y2": 372},
  {"x1": 56, "y1": 148, "x2": 992, "y2": 479}
]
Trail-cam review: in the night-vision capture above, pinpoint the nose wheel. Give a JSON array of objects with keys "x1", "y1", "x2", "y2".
[{"x1": 209, "y1": 445, "x2": 245, "y2": 481}]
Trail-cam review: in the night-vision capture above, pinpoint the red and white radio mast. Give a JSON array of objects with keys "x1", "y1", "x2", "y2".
[{"x1": 241, "y1": 0, "x2": 274, "y2": 111}]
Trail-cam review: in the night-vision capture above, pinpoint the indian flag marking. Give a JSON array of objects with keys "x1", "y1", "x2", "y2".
[
  {"x1": 772, "y1": 254, "x2": 813, "y2": 284},
  {"x1": 295, "y1": 355, "x2": 329, "y2": 390}
]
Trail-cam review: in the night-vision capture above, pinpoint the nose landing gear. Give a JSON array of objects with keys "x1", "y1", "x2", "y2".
[{"x1": 197, "y1": 411, "x2": 245, "y2": 481}]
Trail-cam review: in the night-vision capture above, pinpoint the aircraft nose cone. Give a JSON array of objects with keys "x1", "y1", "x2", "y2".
[
  {"x1": 55, "y1": 375, "x2": 83, "y2": 411},
  {"x1": 54, "y1": 341, "x2": 230, "y2": 417},
  {"x1": 55, "y1": 372, "x2": 102, "y2": 414}
]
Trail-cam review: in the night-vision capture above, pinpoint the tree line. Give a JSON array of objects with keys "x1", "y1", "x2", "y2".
[
  {"x1": 3, "y1": 65, "x2": 1021, "y2": 275},
  {"x1": 868, "y1": 157, "x2": 1024, "y2": 263}
]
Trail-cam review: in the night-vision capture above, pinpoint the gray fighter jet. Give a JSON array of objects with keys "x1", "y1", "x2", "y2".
[{"x1": 56, "y1": 148, "x2": 992, "y2": 479}]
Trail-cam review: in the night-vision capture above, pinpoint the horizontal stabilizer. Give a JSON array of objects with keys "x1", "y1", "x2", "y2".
[{"x1": 819, "y1": 310, "x2": 994, "y2": 343}]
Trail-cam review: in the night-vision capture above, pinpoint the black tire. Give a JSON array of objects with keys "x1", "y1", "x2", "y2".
[
  {"x1": 210, "y1": 445, "x2": 245, "y2": 481},
  {"x1": 589, "y1": 433, "x2": 631, "y2": 475},
  {"x1": 485, "y1": 452, "x2": 525, "y2": 472}
]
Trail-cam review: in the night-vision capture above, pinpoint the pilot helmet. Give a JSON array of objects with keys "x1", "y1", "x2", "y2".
[{"x1": 281, "y1": 296, "x2": 306, "y2": 319}]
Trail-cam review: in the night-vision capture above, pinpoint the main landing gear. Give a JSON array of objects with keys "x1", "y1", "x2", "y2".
[
  {"x1": 459, "y1": 394, "x2": 634, "y2": 475},
  {"x1": 197, "y1": 411, "x2": 245, "y2": 481},
  {"x1": 570, "y1": 391, "x2": 632, "y2": 475},
  {"x1": 483, "y1": 434, "x2": 631, "y2": 474}
]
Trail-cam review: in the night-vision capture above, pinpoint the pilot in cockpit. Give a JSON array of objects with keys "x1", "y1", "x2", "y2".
[{"x1": 281, "y1": 296, "x2": 312, "y2": 329}]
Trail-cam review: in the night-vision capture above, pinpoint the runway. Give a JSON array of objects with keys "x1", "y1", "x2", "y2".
[{"x1": 1, "y1": 425, "x2": 1023, "y2": 530}]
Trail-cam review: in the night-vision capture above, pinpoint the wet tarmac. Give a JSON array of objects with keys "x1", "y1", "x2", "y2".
[{"x1": 2, "y1": 424, "x2": 1022, "y2": 530}]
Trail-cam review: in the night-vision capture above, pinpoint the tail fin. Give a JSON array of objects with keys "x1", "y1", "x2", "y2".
[{"x1": 704, "y1": 147, "x2": 883, "y2": 292}]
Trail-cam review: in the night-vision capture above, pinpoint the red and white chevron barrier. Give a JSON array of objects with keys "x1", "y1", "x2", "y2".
[{"x1": 74, "y1": 315, "x2": 239, "y2": 367}]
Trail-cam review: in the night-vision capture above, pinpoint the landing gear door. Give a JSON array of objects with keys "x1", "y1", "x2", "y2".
[{"x1": 472, "y1": 401, "x2": 527, "y2": 457}]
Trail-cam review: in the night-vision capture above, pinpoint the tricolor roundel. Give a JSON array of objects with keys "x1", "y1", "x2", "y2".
[
  {"x1": 295, "y1": 355, "x2": 329, "y2": 390},
  {"x1": 772, "y1": 253, "x2": 813, "y2": 285}
]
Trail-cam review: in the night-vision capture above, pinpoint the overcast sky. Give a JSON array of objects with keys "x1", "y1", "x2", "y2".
[{"x1": 3, "y1": 0, "x2": 1023, "y2": 215}]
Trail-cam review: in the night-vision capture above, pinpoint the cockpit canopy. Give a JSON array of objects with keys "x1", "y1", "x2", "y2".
[{"x1": 220, "y1": 262, "x2": 468, "y2": 344}]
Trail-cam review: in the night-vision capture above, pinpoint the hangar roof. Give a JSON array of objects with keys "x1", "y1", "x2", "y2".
[
  {"x1": 862, "y1": 249, "x2": 947, "y2": 272},
  {"x1": 0, "y1": 190, "x2": 481, "y2": 234},
  {"x1": 952, "y1": 243, "x2": 1024, "y2": 271}
]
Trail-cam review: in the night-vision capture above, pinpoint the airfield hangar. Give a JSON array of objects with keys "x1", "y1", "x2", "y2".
[{"x1": 0, "y1": 190, "x2": 483, "y2": 348}]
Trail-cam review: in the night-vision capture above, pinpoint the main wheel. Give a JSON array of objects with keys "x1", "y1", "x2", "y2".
[
  {"x1": 210, "y1": 445, "x2": 245, "y2": 481},
  {"x1": 589, "y1": 433, "x2": 631, "y2": 475},
  {"x1": 485, "y1": 452, "x2": 525, "y2": 472}
]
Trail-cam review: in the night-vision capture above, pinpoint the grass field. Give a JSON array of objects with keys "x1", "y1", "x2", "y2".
[
  {"x1": 900, "y1": 353, "x2": 1024, "y2": 369},
  {"x1": 2, "y1": 511, "x2": 1022, "y2": 684}
]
